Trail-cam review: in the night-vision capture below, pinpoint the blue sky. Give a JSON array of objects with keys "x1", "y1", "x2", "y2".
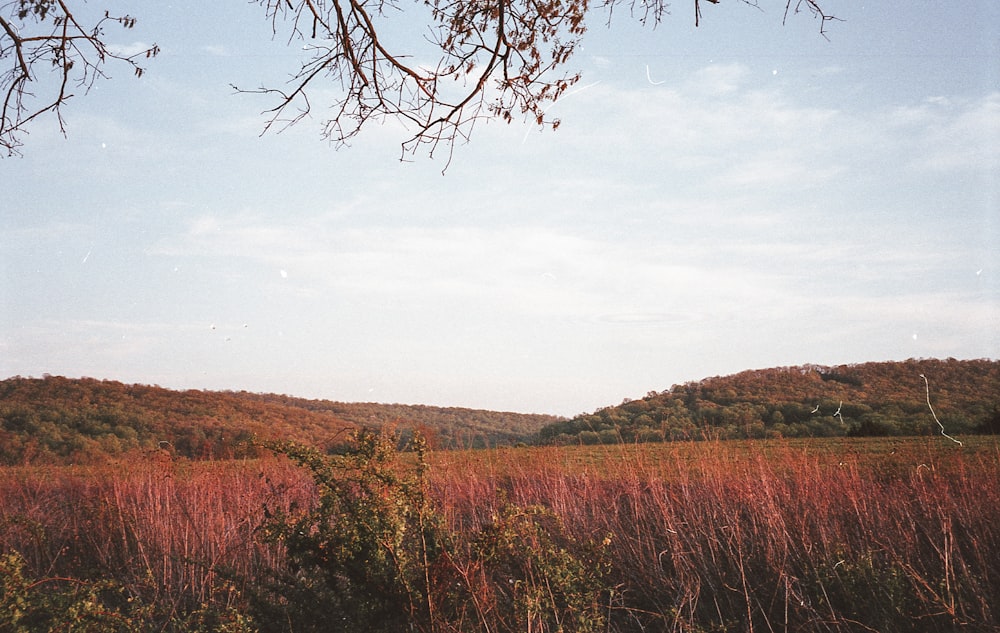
[{"x1": 2, "y1": 1, "x2": 997, "y2": 416}]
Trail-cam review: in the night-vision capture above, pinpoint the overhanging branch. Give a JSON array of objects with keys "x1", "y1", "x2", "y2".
[{"x1": 0, "y1": 1, "x2": 158, "y2": 155}]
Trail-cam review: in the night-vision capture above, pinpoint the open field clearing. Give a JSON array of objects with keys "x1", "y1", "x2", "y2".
[{"x1": 2, "y1": 436, "x2": 998, "y2": 631}]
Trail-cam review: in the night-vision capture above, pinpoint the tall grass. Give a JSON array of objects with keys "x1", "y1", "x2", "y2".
[
  {"x1": 2, "y1": 437, "x2": 998, "y2": 631},
  {"x1": 430, "y1": 438, "x2": 1000, "y2": 631},
  {"x1": 0, "y1": 450, "x2": 312, "y2": 625}
]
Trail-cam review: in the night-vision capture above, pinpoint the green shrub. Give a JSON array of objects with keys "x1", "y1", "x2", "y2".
[
  {"x1": 0, "y1": 550, "x2": 135, "y2": 632},
  {"x1": 252, "y1": 430, "x2": 448, "y2": 632},
  {"x1": 472, "y1": 504, "x2": 611, "y2": 633},
  {"x1": 0, "y1": 550, "x2": 257, "y2": 633},
  {"x1": 811, "y1": 551, "x2": 921, "y2": 632},
  {"x1": 253, "y1": 429, "x2": 610, "y2": 633}
]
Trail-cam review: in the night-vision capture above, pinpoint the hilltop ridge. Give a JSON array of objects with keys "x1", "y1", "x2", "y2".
[
  {"x1": 2, "y1": 358, "x2": 997, "y2": 463},
  {"x1": 0, "y1": 376, "x2": 561, "y2": 464},
  {"x1": 538, "y1": 358, "x2": 999, "y2": 444}
]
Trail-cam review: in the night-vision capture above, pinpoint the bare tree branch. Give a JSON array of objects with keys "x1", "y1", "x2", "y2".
[
  {"x1": 0, "y1": 0, "x2": 159, "y2": 155},
  {"x1": 3, "y1": 1, "x2": 835, "y2": 161},
  {"x1": 783, "y1": 0, "x2": 841, "y2": 39},
  {"x1": 234, "y1": 0, "x2": 589, "y2": 165}
]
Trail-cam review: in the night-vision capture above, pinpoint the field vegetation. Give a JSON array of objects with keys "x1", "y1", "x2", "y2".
[
  {"x1": 2, "y1": 434, "x2": 997, "y2": 632},
  {"x1": 3, "y1": 360, "x2": 995, "y2": 467},
  {"x1": 2, "y1": 358, "x2": 997, "y2": 630}
]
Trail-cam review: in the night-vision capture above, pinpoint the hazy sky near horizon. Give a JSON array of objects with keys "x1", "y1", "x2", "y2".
[{"x1": 2, "y1": 1, "x2": 998, "y2": 416}]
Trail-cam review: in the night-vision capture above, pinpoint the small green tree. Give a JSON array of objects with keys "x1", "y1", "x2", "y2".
[
  {"x1": 254, "y1": 428, "x2": 611, "y2": 633},
  {"x1": 254, "y1": 429, "x2": 443, "y2": 632}
]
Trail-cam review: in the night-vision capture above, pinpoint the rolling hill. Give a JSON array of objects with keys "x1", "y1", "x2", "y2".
[
  {"x1": 0, "y1": 375, "x2": 561, "y2": 464},
  {"x1": 2, "y1": 358, "x2": 997, "y2": 463},
  {"x1": 537, "y1": 358, "x2": 1000, "y2": 444}
]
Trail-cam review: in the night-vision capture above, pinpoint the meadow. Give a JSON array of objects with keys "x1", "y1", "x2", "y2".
[{"x1": 2, "y1": 435, "x2": 998, "y2": 632}]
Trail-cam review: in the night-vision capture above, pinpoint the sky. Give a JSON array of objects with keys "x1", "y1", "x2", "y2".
[{"x1": 1, "y1": 1, "x2": 998, "y2": 416}]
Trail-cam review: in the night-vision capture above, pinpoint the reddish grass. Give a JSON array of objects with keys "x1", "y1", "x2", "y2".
[
  {"x1": 429, "y1": 438, "x2": 1000, "y2": 631},
  {"x1": 2, "y1": 437, "x2": 998, "y2": 631},
  {"x1": 0, "y1": 450, "x2": 313, "y2": 616}
]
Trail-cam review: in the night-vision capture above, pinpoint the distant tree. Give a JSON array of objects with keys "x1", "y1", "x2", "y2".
[
  {"x1": 535, "y1": 360, "x2": 1000, "y2": 445},
  {"x1": 976, "y1": 406, "x2": 1000, "y2": 435},
  {"x1": 2, "y1": 0, "x2": 836, "y2": 158}
]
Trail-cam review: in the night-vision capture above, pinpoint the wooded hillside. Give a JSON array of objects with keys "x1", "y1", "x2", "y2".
[
  {"x1": 3, "y1": 358, "x2": 996, "y2": 463},
  {"x1": 537, "y1": 358, "x2": 1000, "y2": 444},
  {"x1": 0, "y1": 376, "x2": 561, "y2": 464},
  {"x1": 227, "y1": 392, "x2": 561, "y2": 448}
]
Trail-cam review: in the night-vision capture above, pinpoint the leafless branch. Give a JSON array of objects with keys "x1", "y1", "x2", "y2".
[
  {"x1": 0, "y1": 0, "x2": 158, "y2": 155},
  {"x1": 239, "y1": 0, "x2": 586, "y2": 164},
  {"x1": 4, "y1": 1, "x2": 836, "y2": 162},
  {"x1": 783, "y1": 0, "x2": 841, "y2": 39}
]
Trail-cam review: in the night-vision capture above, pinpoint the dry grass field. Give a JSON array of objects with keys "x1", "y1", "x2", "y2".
[{"x1": 2, "y1": 436, "x2": 998, "y2": 631}]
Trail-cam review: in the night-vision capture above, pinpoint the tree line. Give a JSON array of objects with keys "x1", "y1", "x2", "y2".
[
  {"x1": 0, "y1": 375, "x2": 561, "y2": 464},
  {"x1": 537, "y1": 358, "x2": 1000, "y2": 444},
  {"x1": 3, "y1": 358, "x2": 995, "y2": 464}
]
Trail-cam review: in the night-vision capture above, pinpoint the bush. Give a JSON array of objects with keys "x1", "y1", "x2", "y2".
[
  {"x1": 0, "y1": 550, "x2": 135, "y2": 632},
  {"x1": 471, "y1": 504, "x2": 610, "y2": 633},
  {"x1": 253, "y1": 429, "x2": 610, "y2": 633},
  {"x1": 0, "y1": 550, "x2": 257, "y2": 633}
]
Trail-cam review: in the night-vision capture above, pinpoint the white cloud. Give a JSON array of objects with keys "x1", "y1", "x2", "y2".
[
  {"x1": 886, "y1": 92, "x2": 1000, "y2": 172},
  {"x1": 202, "y1": 44, "x2": 230, "y2": 57},
  {"x1": 684, "y1": 62, "x2": 751, "y2": 95}
]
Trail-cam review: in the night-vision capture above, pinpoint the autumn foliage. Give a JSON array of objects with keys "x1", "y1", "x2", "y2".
[
  {"x1": 539, "y1": 358, "x2": 1000, "y2": 443},
  {"x1": 0, "y1": 375, "x2": 561, "y2": 464}
]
